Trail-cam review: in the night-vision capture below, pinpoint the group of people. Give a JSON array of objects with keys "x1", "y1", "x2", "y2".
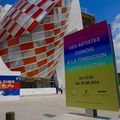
[{"x1": 55, "y1": 84, "x2": 63, "y2": 94}]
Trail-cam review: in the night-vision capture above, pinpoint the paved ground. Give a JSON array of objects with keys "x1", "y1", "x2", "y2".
[{"x1": 0, "y1": 94, "x2": 120, "y2": 120}]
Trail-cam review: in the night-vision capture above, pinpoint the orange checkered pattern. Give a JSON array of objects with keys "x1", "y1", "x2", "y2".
[{"x1": 0, "y1": 0, "x2": 72, "y2": 78}]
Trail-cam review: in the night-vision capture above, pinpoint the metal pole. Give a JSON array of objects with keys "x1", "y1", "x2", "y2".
[
  {"x1": 85, "y1": 109, "x2": 97, "y2": 118},
  {"x1": 6, "y1": 112, "x2": 15, "y2": 120}
]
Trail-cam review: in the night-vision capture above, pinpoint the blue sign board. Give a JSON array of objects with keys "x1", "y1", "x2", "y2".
[{"x1": 0, "y1": 76, "x2": 20, "y2": 96}]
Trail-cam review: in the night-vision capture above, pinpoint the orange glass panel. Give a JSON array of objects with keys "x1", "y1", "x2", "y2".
[
  {"x1": 0, "y1": 48, "x2": 8, "y2": 55},
  {"x1": 27, "y1": 69, "x2": 39, "y2": 77},
  {"x1": 8, "y1": 39, "x2": 19, "y2": 46},
  {"x1": 23, "y1": 56, "x2": 37, "y2": 65},
  {"x1": 35, "y1": 47, "x2": 46, "y2": 54},
  {"x1": 20, "y1": 42, "x2": 34, "y2": 51},
  {"x1": 37, "y1": 59, "x2": 47, "y2": 67}
]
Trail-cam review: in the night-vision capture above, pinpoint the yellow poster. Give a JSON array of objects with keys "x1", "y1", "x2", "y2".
[{"x1": 64, "y1": 21, "x2": 120, "y2": 111}]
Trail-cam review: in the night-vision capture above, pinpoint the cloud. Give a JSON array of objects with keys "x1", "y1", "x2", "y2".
[{"x1": 112, "y1": 14, "x2": 120, "y2": 72}]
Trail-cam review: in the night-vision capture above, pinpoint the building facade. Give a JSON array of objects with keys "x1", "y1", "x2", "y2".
[
  {"x1": 0, "y1": 4, "x2": 12, "y2": 21},
  {"x1": 0, "y1": 0, "x2": 83, "y2": 88},
  {"x1": 0, "y1": 0, "x2": 73, "y2": 78},
  {"x1": 82, "y1": 12, "x2": 96, "y2": 28}
]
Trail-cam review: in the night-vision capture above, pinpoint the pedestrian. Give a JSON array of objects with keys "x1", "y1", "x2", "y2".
[
  {"x1": 60, "y1": 84, "x2": 63, "y2": 94},
  {"x1": 55, "y1": 85, "x2": 59, "y2": 94}
]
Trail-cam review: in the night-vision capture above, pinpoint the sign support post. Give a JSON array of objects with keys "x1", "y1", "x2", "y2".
[{"x1": 85, "y1": 109, "x2": 97, "y2": 118}]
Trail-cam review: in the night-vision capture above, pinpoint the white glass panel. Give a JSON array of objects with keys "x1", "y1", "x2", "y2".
[
  {"x1": 25, "y1": 63, "x2": 37, "y2": 71},
  {"x1": 8, "y1": 45, "x2": 20, "y2": 53},
  {"x1": 46, "y1": 44, "x2": 55, "y2": 51},
  {"x1": 17, "y1": 13, "x2": 30, "y2": 26},
  {"x1": 41, "y1": 1, "x2": 53, "y2": 10},
  {"x1": 2, "y1": 55, "x2": 9, "y2": 62},
  {"x1": 32, "y1": 32, "x2": 45, "y2": 40},
  {"x1": 9, "y1": 52, "x2": 22, "y2": 61},
  {"x1": 34, "y1": 40, "x2": 45, "y2": 48},
  {"x1": 21, "y1": 50, "x2": 35, "y2": 58},
  {"x1": 10, "y1": 60, "x2": 23, "y2": 68},
  {"x1": 37, "y1": 53, "x2": 46, "y2": 61},
  {"x1": 19, "y1": 33, "x2": 32, "y2": 44}
]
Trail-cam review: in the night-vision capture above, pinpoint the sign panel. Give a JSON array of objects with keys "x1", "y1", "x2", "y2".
[
  {"x1": 0, "y1": 76, "x2": 20, "y2": 96},
  {"x1": 64, "y1": 21, "x2": 120, "y2": 111}
]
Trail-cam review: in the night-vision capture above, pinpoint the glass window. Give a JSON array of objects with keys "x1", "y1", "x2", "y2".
[
  {"x1": 32, "y1": 31, "x2": 45, "y2": 41},
  {"x1": 29, "y1": 0, "x2": 37, "y2": 4},
  {"x1": 46, "y1": 44, "x2": 55, "y2": 51},
  {"x1": 37, "y1": 53, "x2": 46, "y2": 61},
  {"x1": 6, "y1": 7, "x2": 15, "y2": 16},
  {"x1": 17, "y1": 13, "x2": 30, "y2": 26},
  {"x1": 28, "y1": 6, "x2": 39, "y2": 17},
  {"x1": 32, "y1": 24, "x2": 44, "y2": 32},
  {"x1": 11, "y1": 24, "x2": 21, "y2": 36},
  {"x1": 54, "y1": 14, "x2": 59, "y2": 21},
  {"x1": 21, "y1": 50, "x2": 35, "y2": 58},
  {"x1": 67, "y1": 6, "x2": 71, "y2": 11},
  {"x1": 45, "y1": 30, "x2": 54, "y2": 38},
  {"x1": 9, "y1": 52, "x2": 22, "y2": 61},
  {"x1": 2, "y1": 55, "x2": 9, "y2": 62},
  {"x1": 36, "y1": 11, "x2": 47, "y2": 22},
  {"x1": 54, "y1": 21, "x2": 61, "y2": 28},
  {"x1": 41, "y1": 1, "x2": 52, "y2": 10},
  {"x1": 25, "y1": 63, "x2": 37, "y2": 71},
  {"x1": 54, "y1": 46, "x2": 60, "y2": 52},
  {"x1": 17, "y1": 0, "x2": 26, "y2": 9},
  {"x1": 38, "y1": 65, "x2": 47, "y2": 73},
  {"x1": 47, "y1": 55, "x2": 54, "y2": 62},
  {"x1": 0, "y1": 42, "x2": 7, "y2": 49},
  {"x1": 34, "y1": 40, "x2": 45, "y2": 48},
  {"x1": 54, "y1": 8, "x2": 61, "y2": 14},
  {"x1": 23, "y1": 18, "x2": 34, "y2": 29},
  {"x1": 10, "y1": 60, "x2": 23, "y2": 68},
  {"x1": 2, "y1": 32, "x2": 9, "y2": 42},
  {"x1": 34, "y1": 0, "x2": 42, "y2": 5},
  {"x1": 21, "y1": 77, "x2": 51, "y2": 88},
  {"x1": 19, "y1": 34, "x2": 32, "y2": 44},
  {"x1": 54, "y1": 34, "x2": 60, "y2": 40},
  {"x1": 5, "y1": 20, "x2": 14, "y2": 31},
  {"x1": 60, "y1": 38, "x2": 63, "y2": 43},
  {"x1": 8, "y1": 45, "x2": 20, "y2": 53},
  {"x1": 11, "y1": 10, "x2": 19, "y2": 19},
  {"x1": 22, "y1": 3, "x2": 31, "y2": 12},
  {"x1": 61, "y1": 25, "x2": 66, "y2": 32},
  {"x1": 43, "y1": 16, "x2": 53, "y2": 23}
]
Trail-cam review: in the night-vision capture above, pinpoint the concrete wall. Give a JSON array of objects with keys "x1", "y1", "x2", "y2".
[
  {"x1": 56, "y1": 0, "x2": 83, "y2": 88},
  {"x1": 20, "y1": 88, "x2": 56, "y2": 96}
]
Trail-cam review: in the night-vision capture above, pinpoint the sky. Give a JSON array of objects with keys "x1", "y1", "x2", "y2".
[
  {"x1": 80, "y1": 0, "x2": 120, "y2": 72},
  {"x1": 0, "y1": 0, "x2": 17, "y2": 6},
  {"x1": 1, "y1": 0, "x2": 120, "y2": 72},
  {"x1": 80, "y1": 0, "x2": 120, "y2": 24}
]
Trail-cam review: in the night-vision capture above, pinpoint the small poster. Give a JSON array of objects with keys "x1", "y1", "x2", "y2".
[{"x1": 0, "y1": 76, "x2": 20, "y2": 96}]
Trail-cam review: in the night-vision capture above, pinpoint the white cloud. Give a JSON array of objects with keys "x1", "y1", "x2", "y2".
[
  {"x1": 112, "y1": 15, "x2": 120, "y2": 32},
  {"x1": 112, "y1": 14, "x2": 120, "y2": 72}
]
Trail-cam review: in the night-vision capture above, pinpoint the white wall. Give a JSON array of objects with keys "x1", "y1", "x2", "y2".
[
  {"x1": 67, "y1": 0, "x2": 83, "y2": 33},
  {"x1": 56, "y1": 0, "x2": 83, "y2": 88},
  {"x1": 20, "y1": 88, "x2": 56, "y2": 96}
]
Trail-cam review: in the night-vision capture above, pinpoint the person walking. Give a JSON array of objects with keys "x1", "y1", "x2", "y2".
[
  {"x1": 60, "y1": 84, "x2": 63, "y2": 94},
  {"x1": 55, "y1": 85, "x2": 59, "y2": 94}
]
